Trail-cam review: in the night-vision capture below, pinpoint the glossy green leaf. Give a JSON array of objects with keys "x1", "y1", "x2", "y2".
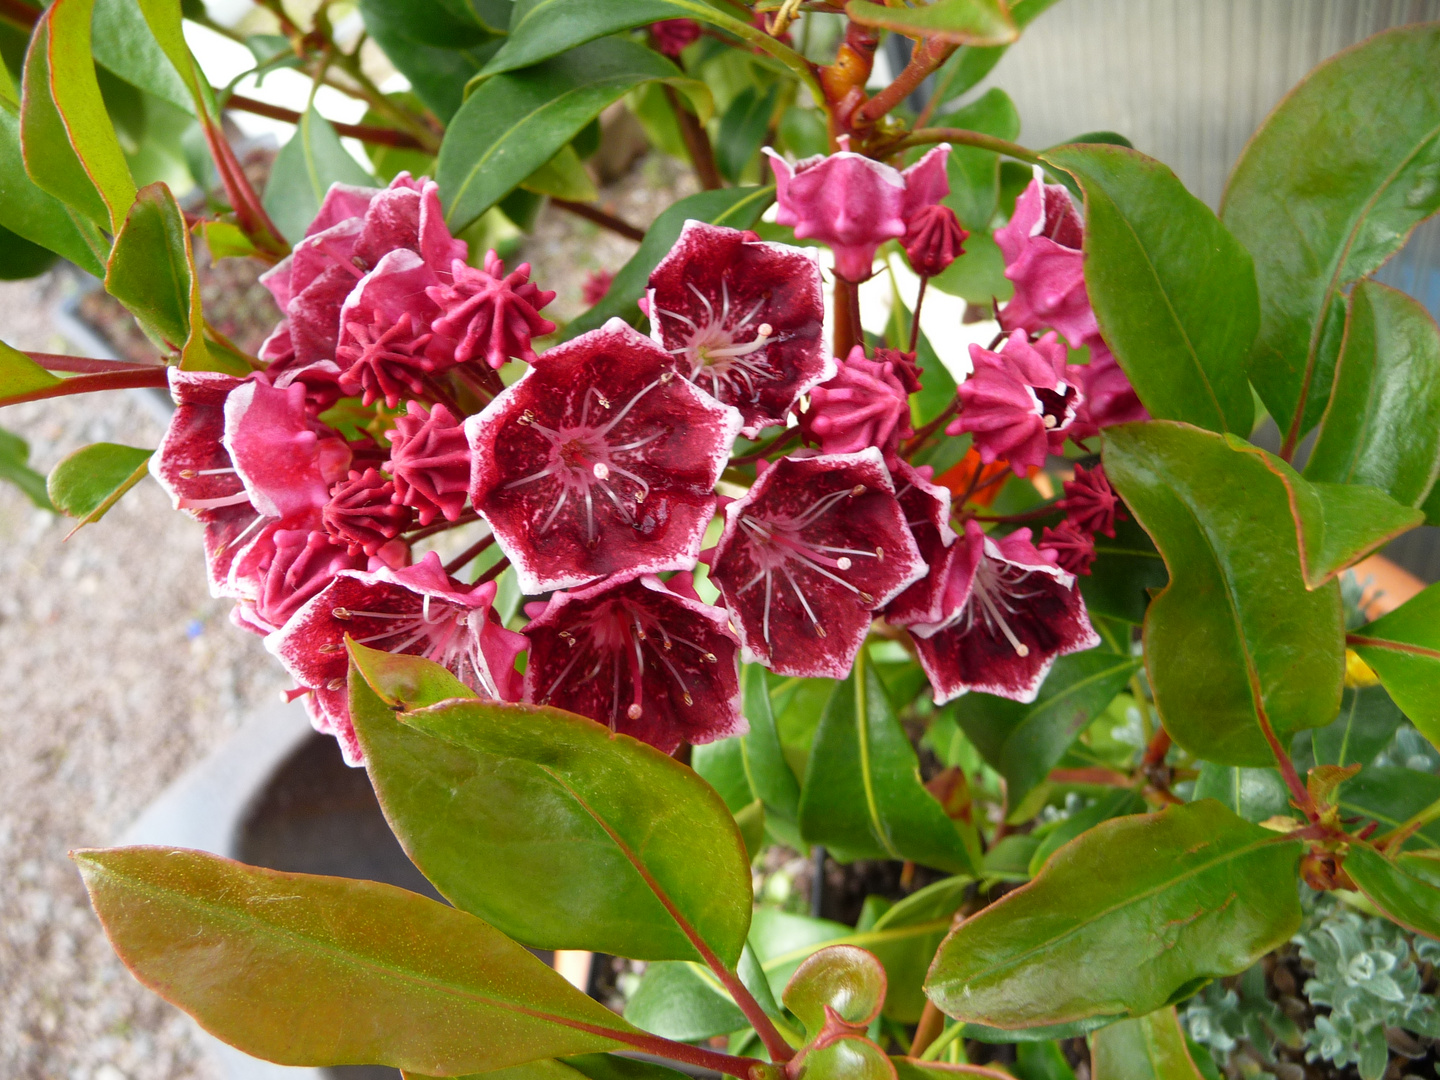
[
  {"x1": 358, "y1": 0, "x2": 502, "y2": 123},
  {"x1": 624, "y1": 962, "x2": 748, "y2": 1041},
  {"x1": 1221, "y1": 24, "x2": 1440, "y2": 444},
  {"x1": 92, "y1": 0, "x2": 194, "y2": 115},
  {"x1": 46, "y1": 442, "x2": 152, "y2": 528},
  {"x1": 73, "y1": 847, "x2": 638, "y2": 1072},
  {"x1": 440, "y1": 38, "x2": 708, "y2": 234},
  {"x1": 264, "y1": 107, "x2": 377, "y2": 244},
  {"x1": 1102, "y1": 422, "x2": 1344, "y2": 766},
  {"x1": 1080, "y1": 516, "x2": 1168, "y2": 625},
  {"x1": 983, "y1": 833, "x2": 1042, "y2": 882},
  {"x1": 1305, "y1": 280, "x2": 1440, "y2": 510},
  {"x1": 799, "y1": 647, "x2": 977, "y2": 874},
  {"x1": 1344, "y1": 843, "x2": 1440, "y2": 941},
  {"x1": 783, "y1": 945, "x2": 886, "y2": 1037},
  {"x1": 807, "y1": 1036, "x2": 897, "y2": 1080},
  {"x1": 0, "y1": 425, "x2": 55, "y2": 510},
  {"x1": 932, "y1": 88, "x2": 1019, "y2": 233},
  {"x1": 740, "y1": 663, "x2": 803, "y2": 841},
  {"x1": 0, "y1": 221, "x2": 57, "y2": 279},
  {"x1": 866, "y1": 878, "x2": 970, "y2": 1023},
  {"x1": 0, "y1": 104, "x2": 106, "y2": 276},
  {"x1": 735, "y1": 798, "x2": 766, "y2": 862},
  {"x1": 520, "y1": 144, "x2": 598, "y2": 202},
  {"x1": 1191, "y1": 764, "x2": 1290, "y2": 825},
  {"x1": 1349, "y1": 583, "x2": 1440, "y2": 744},
  {"x1": 1090, "y1": 1006, "x2": 1208, "y2": 1080},
  {"x1": 350, "y1": 649, "x2": 754, "y2": 965},
  {"x1": 1015, "y1": 1041, "x2": 1078, "y2": 1080},
  {"x1": 1043, "y1": 146, "x2": 1256, "y2": 435},
  {"x1": 105, "y1": 182, "x2": 220, "y2": 371},
  {"x1": 1290, "y1": 685, "x2": 1404, "y2": 774},
  {"x1": 1028, "y1": 789, "x2": 1145, "y2": 876},
  {"x1": 951, "y1": 650, "x2": 1140, "y2": 810},
  {"x1": 1338, "y1": 767, "x2": 1440, "y2": 851},
  {"x1": 1285, "y1": 480, "x2": 1421, "y2": 589},
  {"x1": 21, "y1": 0, "x2": 136, "y2": 231},
  {"x1": 717, "y1": 82, "x2": 779, "y2": 185},
  {"x1": 845, "y1": 0, "x2": 1016, "y2": 44},
  {"x1": 924, "y1": 800, "x2": 1303, "y2": 1028},
  {"x1": 0, "y1": 338, "x2": 62, "y2": 398},
  {"x1": 133, "y1": 0, "x2": 218, "y2": 117},
  {"x1": 565, "y1": 185, "x2": 773, "y2": 339},
  {"x1": 407, "y1": 1054, "x2": 696, "y2": 1080}
]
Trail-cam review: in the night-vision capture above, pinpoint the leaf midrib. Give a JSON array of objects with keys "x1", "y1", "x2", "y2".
[{"x1": 854, "y1": 655, "x2": 904, "y2": 861}]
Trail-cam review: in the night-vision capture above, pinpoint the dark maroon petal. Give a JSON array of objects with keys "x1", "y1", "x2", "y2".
[
  {"x1": 427, "y1": 251, "x2": 557, "y2": 369},
  {"x1": 800, "y1": 345, "x2": 912, "y2": 464},
  {"x1": 709, "y1": 450, "x2": 926, "y2": 679},
  {"x1": 386, "y1": 401, "x2": 472, "y2": 526},
  {"x1": 1062, "y1": 463, "x2": 1122, "y2": 538},
  {"x1": 467, "y1": 318, "x2": 742, "y2": 594},
  {"x1": 267, "y1": 551, "x2": 527, "y2": 702},
  {"x1": 911, "y1": 521, "x2": 1099, "y2": 704},
  {"x1": 304, "y1": 684, "x2": 363, "y2": 766},
  {"x1": 522, "y1": 573, "x2": 743, "y2": 753},
  {"x1": 323, "y1": 468, "x2": 414, "y2": 556},
  {"x1": 647, "y1": 220, "x2": 830, "y2": 438},
  {"x1": 150, "y1": 368, "x2": 250, "y2": 518},
  {"x1": 1039, "y1": 522, "x2": 1095, "y2": 576},
  {"x1": 881, "y1": 461, "x2": 957, "y2": 627},
  {"x1": 903, "y1": 204, "x2": 967, "y2": 278},
  {"x1": 873, "y1": 347, "x2": 922, "y2": 396}
]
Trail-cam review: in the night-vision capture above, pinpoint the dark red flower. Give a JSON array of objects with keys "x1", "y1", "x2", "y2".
[
  {"x1": 151, "y1": 369, "x2": 250, "y2": 519},
  {"x1": 874, "y1": 346, "x2": 922, "y2": 396},
  {"x1": 650, "y1": 18, "x2": 700, "y2": 58},
  {"x1": 1038, "y1": 522, "x2": 1095, "y2": 576},
  {"x1": 948, "y1": 330, "x2": 1081, "y2": 474},
  {"x1": 1063, "y1": 463, "x2": 1121, "y2": 538},
  {"x1": 903, "y1": 203, "x2": 968, "y2": 278},
  {"x1": 800, "y1": 345, "x2": 912, "y2": 465},
  {"x1": 385, "y1": 402, "x2": 471, "y2": 526},
  {"x1": 909, "y1": 521, "x2": 1099, "y2": 704},
  {"x1": 323, "y1": 468, "x2": 414, "y2": 557},
  {"x1": 223, "y1": 378, "x2": 352, "y2": 521},
  {"x1": 269, "y1": 550, "x2": 527, "y2": 706},
  {"x1": 709, "y1": 450, "x2": 926, "y2": 678},
  {"x1": 232, "y1": 528, "x2": 367, "y2": 636},
  {"x1": 647, "y1": 221, "x2": 830, "y2": 438},
  {"x1": 334, "y1": 250, "x2": 444, "y2": 408},
  {"x1": 522, "y1": 573, "x2": 743, "y2": 753},
  {"x1": 427, "y1": 251, "x2": 557, "y2": 369},
  {"x1": 467, "y1": 319, "x2": 742, "y2": 593},
  {"x1": 995, "y1": 179, "x2": 1096, "y2": 348},
  {"x1": 880, "y1": 461, "x2": 957, "y2": 628},
  {"x1": 582, "y1": 268, "x2": 614, "y2": 306}
]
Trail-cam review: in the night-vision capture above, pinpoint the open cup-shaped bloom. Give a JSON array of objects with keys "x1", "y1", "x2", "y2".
[
  {"x1": 468, "y1": 319, "x2": 742, "y2": 594},
  {"x1": 908, "y1": 521, "x2": 1099, "y2": 704},
  {"x1": 948, "y1": 330, "x2": 1081, "y2": 474},
  {"x1": 647, "y1": 220, "x2": 830, "y2": 438},
  {"x1": 522, "y1": 573, "x2": 743, "y2": 753},
  {"x1": 709, "y1": 450, "x2": 925, "y2": 679},
  {"x1": 268, "y1": 551, "x2": 527, "y2": 763},
  {"x1": 995, "y1": 178, "x2": 1096, "y2": 348}
]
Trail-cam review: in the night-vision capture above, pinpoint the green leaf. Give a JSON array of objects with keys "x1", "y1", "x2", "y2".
[
  {"x1": 798, "y1": 647, "x2": 978, "y2": 874},
  {"x1": 440, "y1": 37, "x2": 708, "y2": 234},
  {"x1": 1042, "y1": 145, "x2": 1256, "y2": 435},
  {"x1": 1220, "y1": 23, "x2": 1440, "y2": 445},
  {"x1": 349, "y1": 649, "x2": 755, "y2": 966},
  {"x1": 783, "y1": 945, "x2": 886, "y2": 1037},
  {"x1": 806, "y1": 1036, "x2": 897, "y2": 1080},
  {"x1": 0, "y1": 425, "x2": 56, "y2": 510},
  {"x1": 105, "y1": 182, "x2": 226, "y2": 372},
  {"x1": 951, "y1": 650, "x2": 1141, "y2": 811},
  {"x1": 1338, "y1": 767, "x2": 1440, "y2": 851},
  {"x1": 1286, "y1": 480, "x2": 1422, "y2": 589},
  {"x1": 92, "y1": 0, "x2": 195, "y2": 115},
  {"x1": 1291, "y1": 685, "x2": 1404, "y2": 773},
  {"x1": 717, "y1": 82, "x2": 779, "y2": 185},
  {"x1": 479, "y1": 0, "x2": 817, "y2": 97},
  {"x1": 73, "y1": 846, "x2": 638, "y2": 1072},
  {"x1": 1089, "y1": 1007, "x2": 1208, "y2": 1080},
  {"x1": 739, "y1": 663, "x2": 803, "y2": 841},
  {"x1": 1191, "y1": 764, "x2": 1290, "y2": 825},
  {"x1": 1305, "y1": 280, "x2": 1440, "y2": 510},
  {"x1": 0, "y1": 338, "x2": 63, "y2": 398},
  {"x1": 133, "y1": 0, "x2": 219, "y2": 118},
  {"x1": 0, "y1": 221, "x2": 58, "y2": 279},
  {"x1": 409, "y1": 1055, "x2": 697, "y2": 1080},
  {"x1": 358, "y1": 0, "x2": 502, "y2": 123},
  {"x1": 0, "y1": 104, "x2": 106, "y2": 277},
  {"x1": 1080, "y1": 516, "x2": 1168, "y2": 625},
  {"x1": 1102, "y1": 422, "x2": 1345, "y2": 766},
  {"x1": 564, "y1": 185, "x2": 773, "y2": 339},
  {"x1": 264, "y1": 107, "x2": 377, "y2": 244},
  {"x1": 844, "y1": 0, "x2": 1017, "y2": 44},
  {"x1": 21, "y1": 0, "x2": 137, "y2": 231},
  {"x1": 46, "y1": 442, "x2": 152, "y2": 529},
  {"x1": 924, "y1": 800, "x2": 1303, "y2": 1028},
  {"x1": 624, "y1": 962, "x2": 748, "y2": 1041},
  {"x1": 1349, "y1": 583, "x2": 1440, "y2": 744},
  {"x1": 1015, "y1": 1041, "x2": 1078, "y2": 1080},
  {"x1": 932, "y1": 88, "x2": 1019, "y2": 232},
  {"x1": 1344, "y1": 843, "x2": 1440, "y2": 941},
  {"x1": 867, "y1": 877, "x2": 970, "y2": 1023},
  {"x1": 520, "y1": 144, "x2": 598, "y2": 202},
  {"x1": 1028, "y1": 788, "x2": 1146, "y2": 876}
]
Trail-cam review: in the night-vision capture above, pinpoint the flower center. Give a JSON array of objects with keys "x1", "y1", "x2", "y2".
[
  {"x1": 326, "y1": 598, "x2": 505, "y2": 698},
  {"x1": 1031, "y1": 382, "x2": 1079, "y2": 432},
  {"x1": 734, "y1": 484, "x2": 884, "y2": 644},
  {"x1": 505, "y1": 378, "x2": 671, "y2": 545},
  {"x1": 960, "y1": 555, "x2": 1044, "y2": 657},
  {"x1": 656, "y1": 278, "x2": 788, "y2": 404},
  {"x1": 536, "y1": 598, "x2": 719, "y2": 729}
]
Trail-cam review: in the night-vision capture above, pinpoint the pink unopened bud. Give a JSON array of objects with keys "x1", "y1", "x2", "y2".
[
  {"x1": 386, "y1": 402, "x2": 472, "y2": 526},
  {"x1": 1039, "y1": 522, "x2": 1096, "y2": 576},
  {"x1": 650, "y1": 18, "x2": 700, "y2": 58},
  {"x1": 802, "y1": 345, "x2": 913, "y2": 465},
  {"x1": 323, "y1": 468, "x2": 414, "y2": 557},
  {"x1": 427, "y1": 251, "x2": 557, "y2": 369},
  {"x1": 904, "y1": 204, "x2": 968, "y2": 278},
  {"x1": 1062, "y1": 463, "x2": 1122, "y2": 538}
]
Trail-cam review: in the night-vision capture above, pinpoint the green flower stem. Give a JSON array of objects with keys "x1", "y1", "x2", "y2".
[
  {"x1": 1376, "y1": 793, "x2": 1440, "y2": 850},
  {"x1": 882, "y1": 127, "x2": 1043, "y2": 168},
  {"x1": 919, "y1": 1017, "x2": 967, "y2": 1061}
]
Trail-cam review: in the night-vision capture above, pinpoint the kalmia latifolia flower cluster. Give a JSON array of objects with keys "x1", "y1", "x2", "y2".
[{"x1": 149, "y1": 163, "x2": 1144, "y2": 765}]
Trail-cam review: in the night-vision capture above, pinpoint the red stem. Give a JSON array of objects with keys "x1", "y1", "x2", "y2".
[
  {"x1": 201, "y1": 118, "x2": 288, "y2": 258},
  {"x1": 27, "y1": 353, "x2": 163, "y2": 374},
  {"x1": 664, "y1": 84, "x2": 723, "y2": 190},
  {"x1": 0, "y1": 0, "x2": 39, "y2": 28},
  {"x1": 611, "y1": 1032, "x2": 764, "y2": 1078},
  {"x1": 968, "y1": 503, "x2": 1062, "y2": 524},
  {"x1": 909, "y1": 276, "x2": 928, "y2": 352},
  {"x1": 404, "y1": 511, "x2": 481, "y2": 542},
  {"x1": 224, "y1": 93, "x2": 428, "y2": 150},
  {"x1": 1, "y1": 367, "x2": 169, "y2": 407},
  {"x1": 856, "y1": 36, "x2": 956, "y2": 125},
  {"x1": 472, "y1": 556, "x2": 510, "y2": 586},
  {"x1": 832, "y1": 277, "x2": 863, "y2": 357},
  {"x1": 551, "y1": 199, "x2": 647, "y2": 243},
  {"x1": 1253, "y1": 687, "x2": 1317, "y2": 822},
  {"x1": 443, "y1": 534, "x2": 495, "y2": 576},
  {"x1": 1141, "y1": 728, "x2": 1172, "y2": 769}
]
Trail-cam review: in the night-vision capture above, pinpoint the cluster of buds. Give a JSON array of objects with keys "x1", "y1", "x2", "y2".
[{"x1": 147, "y1": 159, "x2": 1145, "y2": 766}]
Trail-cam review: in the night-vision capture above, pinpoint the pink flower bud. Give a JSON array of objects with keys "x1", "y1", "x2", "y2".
[
  {"x1": 903, "y1": 204, "x2": 968, "y2": 278},
  {"x1": 427, "y1": 251, "x2": 557, "y2": 369},
  {"x1": 650, "y1": 18, "x2": 700, "y2": 57},
  {"x1": 801, "y1": 345, "x2": 913, "y2": 465},
  {"x1": 1038, "y1": 522, "x2": 1096, "y2": 576},
  {"x1": 1062, "y1": 463, "x2": 1123, "y2": 538},
  {"x1": 386, "y1": 402, "x2": 472, "y2": 526},
  {"x1": 323, "y1": 468, "x2": 414, "y2": 557},
  {"x1": 995, "y1": 179, "x2": 1096, "y2": 348}
]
